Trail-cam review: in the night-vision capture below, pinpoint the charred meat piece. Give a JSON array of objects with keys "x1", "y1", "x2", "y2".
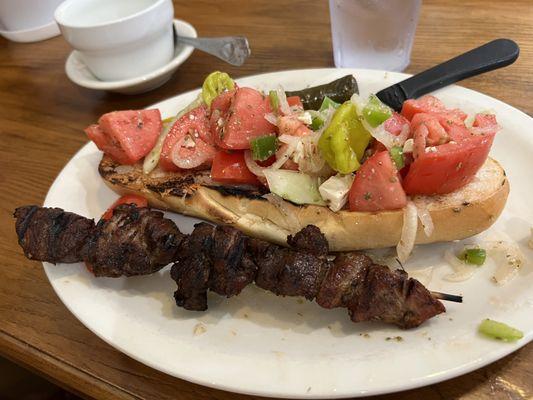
[
  {"x1": 316, "y1": 252, "x2": 373, "y2": 309},
  {"x1": 253, "y1": 247, "x2": 328, "y2": 300},
  {"x1": 319, "y1": 253, "x2": 446, "y2": 328},
  {"x1": 171, "y1": 223, "x2": 257, "y2": 310},
  {"x1": 286, "y1": 225, "x2": 329, "y2": 258},
  {"x1": 14, "y1": 206, "x2": 94, "y2": 263},
  {"x1": 85, "y1": 205, "x2": 184, "y2": 277},
  {"x1": 14, "y1": 204, "x2": 184, "y2": 277},
  {"x1": 171, "y1": 253, "x2": 211, "y2": 311},
  {"x1": 171, "y1": 224, "x2": 446, "y2": 329}
]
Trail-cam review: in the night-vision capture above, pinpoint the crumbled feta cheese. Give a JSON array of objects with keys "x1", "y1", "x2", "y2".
[
  {"x1": 318, "y1": 174, "x2": 355, "y2": 212},
  {"x1": 403, "y1": 138, "x2": 414, "y2": 153},
  {"x1": 425, "y1": 146, "x2": 437, "y2": 153},
  {"x1": 297, "y1": 111, "x2": 313, "y2": 125}
]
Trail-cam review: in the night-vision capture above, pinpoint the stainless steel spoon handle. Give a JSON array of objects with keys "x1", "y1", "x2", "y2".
[{"x1": 178, "y1": 36, "x2": 251, "y2": 66}]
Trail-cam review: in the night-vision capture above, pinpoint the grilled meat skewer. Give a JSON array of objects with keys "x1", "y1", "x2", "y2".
[
  {"x1": 171, "y1": 223, "x2": 445, "y2": 329},
  {"x1": 14, "y1": 205, "x2": 446, "y2": 328}
]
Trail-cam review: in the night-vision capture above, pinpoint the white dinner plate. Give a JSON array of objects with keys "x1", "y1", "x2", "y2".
[{"x1": 42, "y1": 68, "x2": 533, "y2": 398}]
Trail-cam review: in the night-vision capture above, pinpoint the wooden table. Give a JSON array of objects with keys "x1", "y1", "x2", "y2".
[{"x1": 1, "y1": 0, "x2": 532, "y2": 399}]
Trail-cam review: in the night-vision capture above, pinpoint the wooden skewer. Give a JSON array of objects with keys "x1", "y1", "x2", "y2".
[{"x1": 431, "y1": 291, "x2": 463, "y2": 303}]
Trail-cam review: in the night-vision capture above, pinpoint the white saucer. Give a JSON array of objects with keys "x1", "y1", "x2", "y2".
[
  {"x1": 65, "y1": 19, "x2": 197, "y2": 95},
  {"x1": 0, "y1": 20, "x2": 60, "y2": 43}
]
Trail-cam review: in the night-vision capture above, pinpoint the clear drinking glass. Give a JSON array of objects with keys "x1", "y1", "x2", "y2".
[{"x1": 329, "y1": 0, "x2": 421, "y2": 71}]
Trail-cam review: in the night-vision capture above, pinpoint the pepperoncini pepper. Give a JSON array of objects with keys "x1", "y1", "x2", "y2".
[
  {"x1": 318, "y1": 101, "x2": 371, "y2": 174},
  {"x1": 201, "y1": 71, "x2": 235, "y2": 106}
]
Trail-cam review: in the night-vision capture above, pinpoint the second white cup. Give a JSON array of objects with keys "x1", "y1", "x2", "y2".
[{"x1": 55, "y1": 0, "x2": 174, "y2": 81}]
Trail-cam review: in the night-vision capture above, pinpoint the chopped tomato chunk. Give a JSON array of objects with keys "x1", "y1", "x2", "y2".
[
  {"x1": 213, "y1": 87, "x2": 276, "y2": 150},
  {"x1": 101, "y1": 194, "x2": 148, "y2": 220},
  {"x1": 85, "y1": 124, "x2": 131, "y2": 165},
  {"x1": 211, "y1": 151, "x2": 260, "y2": 185},
  {"x1": 403, "y1": 121, "x2": 496, "y2": 195},
  {"x1": 86, "y1": 109, "x2": 162, "y2": 165},
  {"x1": 349, "y1": 151, "x2": 407, "y2": 212},
  {"x1": 401, "y1": 95, "x2": 466, "y2": 121}
]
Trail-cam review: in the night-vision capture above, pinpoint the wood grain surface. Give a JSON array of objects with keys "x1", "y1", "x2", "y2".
[{"x1": 1, "y1": 0, "x2": 532, "y2": 399}]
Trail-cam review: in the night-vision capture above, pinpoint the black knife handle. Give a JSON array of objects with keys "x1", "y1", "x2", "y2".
[{"x1": 376, "y1": 39, "x2": 520, "y2": 111}]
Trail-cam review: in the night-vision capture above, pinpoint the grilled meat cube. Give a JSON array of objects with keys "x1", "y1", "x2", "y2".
[
  {"x1": 14, "y1": 205, "x2": 94, "y2": 263},
  {"x1": 253, "y1": 247, "x2": 328, "y2": 300},
  {"x1": 86, "y1": 205, "x2": 184, "y2": 277},
  {"x1": 171, "y1": 253, "x2": 211, "y2": 311},
  {"x1": 316, "y1": 252, "x2": 373, "y2": 309},
  {"x1": 286, "y1": 225, "x2": 329, "y2": 258},
  {"x1": 172, "y1": 223, "x2": 257, "y2": 304},
  {"x1": 210, "y1": 225, "x2": 257, "y2": 296},
  {"x1": 343, "y1": 262, "x2": 445, "y2": 328}
]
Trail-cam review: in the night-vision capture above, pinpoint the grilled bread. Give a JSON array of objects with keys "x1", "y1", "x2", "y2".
[{"x1": 99, "y1": 155, "x2": 509, "y2": 251}]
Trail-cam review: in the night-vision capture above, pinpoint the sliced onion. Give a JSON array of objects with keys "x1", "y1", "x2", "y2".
[
  {"x1": 244, "y1": 150, "x2": 267, "y2": 177},
  {"x1": 276, "y1": 87, "x2": 291, "y2": 115},
  {"x1": 414, "y1": 199, "x2": 434, "y2": 237},
  {"x1": 264, "y1": 112, "x2": 278, "y2": 126},
  {"x1": 171, "y1": 135, "x2": 211, "y2": 169},
  {"x1": 396, "y1": 201, "x2": 418, "y2": 263},
  {"x1": 484, "y1": 240, "x2": 525, "y2": 286},
  {"x1": 363, "y1": 120, "x2": 409, "y2": 149},
  {"x1": 278, "y1": 134, "x2": 300, "y2": 145},
  {"x1": 296, "y1": 132, "x2": 329, "y2": 175},
  {"x1": 408, "y1": 266, "x2": 435, "y2": 286},
  {"x1": 317, "y1": 106, "x2": 337, "y2": 135},
  {"x1": 143, "y1": 116, "x2": 177, "y2": 174},
  {"x1": 350, "y1": 93, "x2": 366, "y2": 113},
  {"x1": 443, "y1": 249, "x2": 477, "y2": 282}
]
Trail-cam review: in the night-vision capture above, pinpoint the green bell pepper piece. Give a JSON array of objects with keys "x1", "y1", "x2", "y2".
[
  {"x1": 390, "y1": 146, "x2": 405, "y2": 169},
  {"x1": 202, "y1": 71, "x2": 235, "y2": 107},
  {"x1": 250, "y1": 135, "x2": 278, "y2": 161},
  {"x1": 459, "y1": 248, "x2": 487, "y2": 266},
  {"x1": 269, "y1": 90, "x2": 279, "y2": 112},
  {"x1": 363, "y1": 94, "x2": 393, "y2": 128},
  {"x1": 311, "y1": 96, "x2": 341, "y2": 131},
  {"x1": 318, "y1": 101, "x2": 371, "y2": 174},
  {"x1": 479, "y1": 319, "x2": 523, "y2": 342}
]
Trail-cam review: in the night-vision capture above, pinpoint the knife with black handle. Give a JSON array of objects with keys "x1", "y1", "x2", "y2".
[{"x1": 376, "y1": 38, "x2": 520, "y2": 111}]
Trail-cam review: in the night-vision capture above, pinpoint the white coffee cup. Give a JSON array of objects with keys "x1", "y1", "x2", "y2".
[
  {"x1": 55, "y1": 0, "x2": 174, "y2": 81},
  {"x1": 0, "y1": 0, "x2": 65, "y2": 31}
]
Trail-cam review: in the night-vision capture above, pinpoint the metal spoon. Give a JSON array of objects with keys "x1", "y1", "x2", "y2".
[{"x1": 173, "y1": 26, "x2": 250, "y2": 66}]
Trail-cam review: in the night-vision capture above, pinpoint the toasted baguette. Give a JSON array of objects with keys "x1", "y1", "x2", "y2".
[{"x1": 99, "y1": 155, "x2": 509, "y2": 251}]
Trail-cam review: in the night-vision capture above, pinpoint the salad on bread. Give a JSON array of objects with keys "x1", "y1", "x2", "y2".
[{"x1": 85, "y1": 71, "x2": 509, "y2": 263}]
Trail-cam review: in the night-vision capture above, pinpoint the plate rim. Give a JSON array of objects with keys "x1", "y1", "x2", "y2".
[{"x1": 43, "y1": 67, "x2": 533, "y2": 399}]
